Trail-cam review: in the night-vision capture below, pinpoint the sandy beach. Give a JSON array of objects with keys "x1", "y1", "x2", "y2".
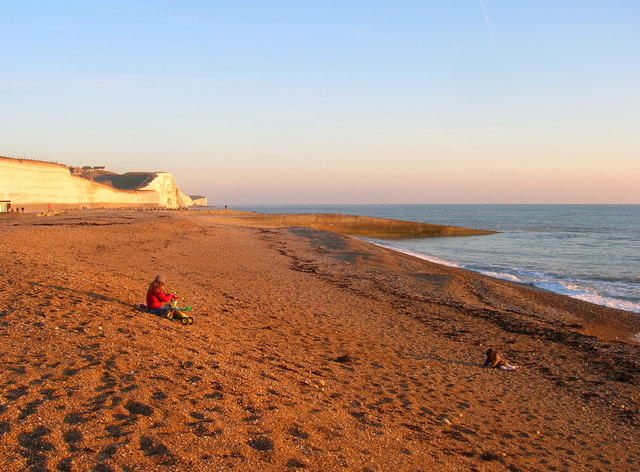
[{"x1": 1, "y1": 210, "x2": 639, "y2": 472}]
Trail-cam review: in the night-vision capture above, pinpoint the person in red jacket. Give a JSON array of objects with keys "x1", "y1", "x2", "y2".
[{"x1": 146, "y1": 274, "x2": 177, "y2": 318}]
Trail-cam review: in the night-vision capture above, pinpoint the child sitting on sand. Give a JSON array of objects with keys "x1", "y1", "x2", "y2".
[
  {"x1": 483, "y1": 348, "x2": 520, "y2": 371},
  {"x1": 146, "y1": 274, "x2": 178, "y2": 318}
]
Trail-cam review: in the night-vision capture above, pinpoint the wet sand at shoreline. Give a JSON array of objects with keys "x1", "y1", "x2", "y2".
[{"x1": 1, "y1": 211, "x2": 639, "y2": 471}]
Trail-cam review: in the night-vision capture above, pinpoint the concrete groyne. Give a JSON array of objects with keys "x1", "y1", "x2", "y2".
[{"x1": 202, "y1": 212, "x2": 497, "y2": 239}]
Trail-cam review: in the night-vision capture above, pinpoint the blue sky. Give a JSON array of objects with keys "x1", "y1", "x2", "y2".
[{"x1": 1, "y1": 1, "x2": 639, "y2": 204}]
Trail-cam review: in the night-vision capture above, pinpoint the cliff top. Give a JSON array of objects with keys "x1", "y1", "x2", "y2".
[{"x1": 92, "y1": 172, "x2": 157, "y2": 190}]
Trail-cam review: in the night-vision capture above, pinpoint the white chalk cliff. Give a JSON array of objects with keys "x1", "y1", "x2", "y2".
[
  {"x1": 137, "y1": 172, "x2": 193, "y2": 209},
  {"x1": 0, "y1": 156, "x2": 196, "y2": 211}
]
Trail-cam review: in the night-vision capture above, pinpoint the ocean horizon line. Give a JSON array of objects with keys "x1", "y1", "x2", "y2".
[{"x1": 217, "y1": 203, "x2": 640, "y2": 208}]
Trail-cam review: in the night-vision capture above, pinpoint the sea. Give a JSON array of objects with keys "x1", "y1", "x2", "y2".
[{"x1": 225, "y1": 205, "x2": 640, "y2": 315}]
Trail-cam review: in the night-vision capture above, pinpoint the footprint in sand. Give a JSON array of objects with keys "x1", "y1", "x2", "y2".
[
  {"x1": 17, "y1": 425, "x2": 54, "y2": 470},
  {"x1": 247, "y1": 435, "x2": 274, "y2": 452},
  {"x1": 124, "y1": 400, "x2": 154, "y2": 416},
  {"x1": 0, "y1": 420, "x2": 11, "y2": 438},
  {"x1": 140, "y1": 435, "x2": 174, "y2": 465},
  {"x1": 6, "y1": 385, "x2": 29, "y2": 401},
  {"x1": 62, "y1": 428, "x2": 83, "y2": 450},
  {"x1": 97, "y1": 442, "x2": 119, "y2": 461},
  {"x1": 63, "y1": 411, "x2": 92, "y2": 425},
  {"x1": 18, "y1": 399, "x2": 44, "y2": 420}
]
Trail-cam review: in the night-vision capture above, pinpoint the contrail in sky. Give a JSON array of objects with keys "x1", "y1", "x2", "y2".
[{"x1": 479, "y1": 0, "x2": 499, "y2": 54}]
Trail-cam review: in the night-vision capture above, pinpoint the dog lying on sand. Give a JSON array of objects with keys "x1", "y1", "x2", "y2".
[{"x1": 483, "y1": 348, "x2": 519, "y2": 371}]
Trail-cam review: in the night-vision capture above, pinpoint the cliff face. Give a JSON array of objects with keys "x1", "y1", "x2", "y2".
[
  {"x1": 0, "y1": 156, "x2": 194, "y2": 211},
  {"x1": 138, "y1": 172, "x2": 193, "y2": 209}
]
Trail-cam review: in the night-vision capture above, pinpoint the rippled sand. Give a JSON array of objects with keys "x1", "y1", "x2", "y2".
[{"x1": 1, "y1": 210, "x2": 638, "y2": 471}]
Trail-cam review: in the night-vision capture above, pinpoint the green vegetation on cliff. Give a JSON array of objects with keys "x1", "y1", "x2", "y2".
[{"x1": 94, "y1": 172, "x2": 156, "y2": 190}]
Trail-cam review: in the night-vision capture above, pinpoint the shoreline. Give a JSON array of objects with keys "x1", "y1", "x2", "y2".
[
  {"x1": 362, "y1": 237, "x2": 640, "y2": 323},
  {"x1": 1, "y1": 210, "x2": 639, "y2": 471},
  {"x1": 203, "y1": 208, "x2": 640, "y2": 325},
  {"x1": 355, "y1": 234, "x2": 640, "y2": 346}
]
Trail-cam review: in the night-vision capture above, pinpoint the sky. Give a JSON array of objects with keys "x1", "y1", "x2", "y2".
[{"x1": 1, "y1": 1, "x2": 639, "y2": 204}]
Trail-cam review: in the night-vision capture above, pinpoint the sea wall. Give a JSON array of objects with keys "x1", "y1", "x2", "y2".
[
  {"x1": 203, "y1": 212, "x2": 498, "y2": 239},
  {"x1": 0, "y1": 156, "x2": 193, "y2": 211}
]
